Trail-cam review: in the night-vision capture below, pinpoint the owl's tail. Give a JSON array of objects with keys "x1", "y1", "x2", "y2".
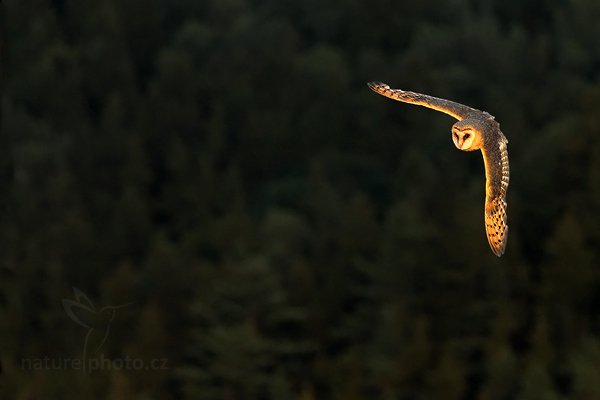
[{"x1": 485, "y1": 196, "x2": 508, "y2": 257}]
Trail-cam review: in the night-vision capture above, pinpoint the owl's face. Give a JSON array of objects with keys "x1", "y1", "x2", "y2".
[{"x1": 451, "y1": 119, "x2": 485, "y2": 151}]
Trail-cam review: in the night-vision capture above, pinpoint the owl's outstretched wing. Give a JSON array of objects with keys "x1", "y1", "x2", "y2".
[
  {"x1": 482, "y1": 133, "x2": 510, "y2": 256},
  {"x1": 367, "y1": 82, "x2": 479, "y2": 121}
]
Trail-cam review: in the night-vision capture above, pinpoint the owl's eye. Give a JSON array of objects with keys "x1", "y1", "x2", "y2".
[{"x1": 463, "y1": 133, "x2": 471, "y2": 140}]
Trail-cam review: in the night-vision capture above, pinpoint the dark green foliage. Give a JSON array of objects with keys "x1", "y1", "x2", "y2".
[{"x1": 2, "y1": 0, "x2": 600, "y2": 398}]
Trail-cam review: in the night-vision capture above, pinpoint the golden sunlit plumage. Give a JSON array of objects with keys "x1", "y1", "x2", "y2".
[{"x1": 368, "y1": 81, "x2": 510, "y2": 256}]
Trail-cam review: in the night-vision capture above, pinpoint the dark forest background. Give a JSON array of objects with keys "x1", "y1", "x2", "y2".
[{"x1": 2, "y1": 0, "x2": 600, "y2": 398}]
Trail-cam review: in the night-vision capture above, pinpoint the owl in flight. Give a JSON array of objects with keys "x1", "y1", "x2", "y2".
[{"x1": 368, "y1": 82, "x2": 509, "y2": 256}]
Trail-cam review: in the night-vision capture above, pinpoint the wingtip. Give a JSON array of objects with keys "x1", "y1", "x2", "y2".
[
  {"x1": 488, "y1": 234, "x2": 507, "y2": 257},
  {"x1": 367, "y1": 81, "x2": 388, "y2": 91},
  {"x1": 489, "y1": 228, "x2": 508, "y2": 257}
]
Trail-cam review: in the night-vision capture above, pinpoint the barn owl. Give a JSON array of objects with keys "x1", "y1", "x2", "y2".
[{"x1": 367, "y1": 82, "x2": 509, "y2": 257}]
